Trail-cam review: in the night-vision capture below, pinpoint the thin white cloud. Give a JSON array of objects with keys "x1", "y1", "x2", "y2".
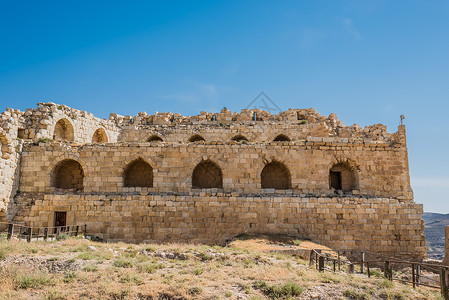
[
  {"x1": 222, "y1": 63, "x2": 240, "y2": 76},
  {"x1": 412, "y1": 177, "x2": 449, "y2": 189},
  {"x1": 342, "y1": 18, "x2": 362, "y2": 41}
]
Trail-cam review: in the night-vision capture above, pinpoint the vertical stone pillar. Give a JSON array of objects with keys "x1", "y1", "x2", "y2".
[
  {"x1": 396, "y1": 125, "x2": 407, "y2": 146},
  {"x1": 443, "y1": 226, "x2": 449, "y2": 265}
]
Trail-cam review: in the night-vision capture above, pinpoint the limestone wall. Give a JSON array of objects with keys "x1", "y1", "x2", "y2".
[
  {"x1": 18, "y1": 139, "x2": 412, "y2": 199},
  {"x1": 15, "y1": 192, "x2": 426, "y2": 259}
]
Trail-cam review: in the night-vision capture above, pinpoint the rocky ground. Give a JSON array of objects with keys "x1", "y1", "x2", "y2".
[{"x1": 0, "y1": 234, "x2": 443, "y2": 299}]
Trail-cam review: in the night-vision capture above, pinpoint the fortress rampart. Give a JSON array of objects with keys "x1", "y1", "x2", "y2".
[{"x1": 0, "y1": 102, "x2": 426, "y2": 259}]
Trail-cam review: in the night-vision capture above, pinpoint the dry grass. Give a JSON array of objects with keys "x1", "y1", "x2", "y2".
[{"x1": 0, "y1": 235, "x2": 443, "y2": 299}]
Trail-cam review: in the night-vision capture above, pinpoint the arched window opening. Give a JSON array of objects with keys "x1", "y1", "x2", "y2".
[
  {"x1": 52, "y1": 159, "x2": 84, "y2": 190},
  {"x1": 192, "y1": 160, "x2": 223, "y2": 189},
  {"x1": 92, "y1": 128, "x2": 108, "y2": 143},
  {"x1": 231, "y1": 135, "x2": 248, "y2": 142},
  {"x1": 273, "y1": 134, "x2": 291, "y2": 142},
  {"x1": 329, "y1": 163, "x2": 356, "y2": 192},
  {"x1": 261, "y1": 161, "x2": 291, "y2": 190},
  {"x1": 53, "y1": 118, "x2": 74, "y2": 142},
  {"x1": 188, "y1": 134, "x2": 205, "y2": 143},
  {"x1": 147, "y1": 135, "x2": 163, "y2": 143},
  {"x1": 124, "y1": 158, "x2": 153, "y2": 187}
]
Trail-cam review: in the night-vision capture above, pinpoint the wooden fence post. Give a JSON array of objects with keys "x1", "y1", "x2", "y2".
[
  {"x1": 333, "y1": 259, "x2": 336, "y2": 272},
  {"x1": 318, "y1": 256, "x2": 325, "y2": 272},
  {"x1": 361, "y1": 252, "x2": 365, "y2": 274},
  {"x1": 84, "y1": 224, "x2": 87, "y2": 236},
  {"x1": 440, "y1": 268, "x2": 449, "y2": 300},
  {"x1": 44, "y1": 228, "x2": 48, "y2": 241},
  {"x1": 367, "y1": 263, "x2": 370, "y2": 278},
  {"x1": 348, "y1": 263, "x2": 354, "y2": 274},
  {"x1": 384, "y1": 261, "x2": 392, "y2": 280},
  {"x1": 27, "y1": 227, "x2": 32, "y2": 243},
  {"x1": 7, "y1": 224, "x2": 14, "y2": 240},
  {"x1": 416, "y1": 264, "x2": 420, "y2": 287},
  {"x1": 337, "y1": 251, "x2": 341, "y2": 271},
  {"x1": 412, "y1": 263, "x2": 416, "y2": 288},
  {"x1": 75, "y1": 225, "x2": 79, "y2": 237}
]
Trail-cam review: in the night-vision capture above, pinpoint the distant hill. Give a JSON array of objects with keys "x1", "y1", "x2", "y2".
[{"x1": 422, "y1": 212, "x2": 449, "y2": 260}]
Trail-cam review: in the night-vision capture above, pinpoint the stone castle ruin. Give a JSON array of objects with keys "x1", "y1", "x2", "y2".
[{"x1": 0, "y1": 102, "x2": 426, "y2": 259}]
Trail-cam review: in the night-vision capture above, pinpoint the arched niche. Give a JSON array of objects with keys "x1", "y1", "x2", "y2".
[
  {"x1": 147, "y1": 135, "x2": 163, "y2": 142},
  {"x1": 92, "y1": 128, "x2": 108, "y2": 143},
  {"x1": 188, "y1": 134, "x2": 205, "y2": 143},
  {"x1": 261, "y1": 161, "x2": 291, "y2": 190},
  {"x1": 192, "y1": 160, "x2": 223, "y2": 189},
  {"x1": 231, "y1": 135, "x2": 249, "y2": 142},
  {"x1": 273, "y1": 134, "x2": 291, "y2": 142},
  {"x1": 329, "y1": 162, "x2": 357, "y2": 192},
  {"x1": 123, "y1": 158, "x2": 153, "y2": 187},
  {"x1": 53, "y1": 118, "x2": 74, "y2": 142},
  {"x1": 52, "y1": 159, "x2": 84, "y2": 190}
]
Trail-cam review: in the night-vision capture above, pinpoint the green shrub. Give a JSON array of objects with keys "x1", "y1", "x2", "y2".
[
  {"x1": 369, "y1": 269, "x2": 382, "y2": 278},
  {"x1": 16, "y1": 273, "x2": 53, "y2": 289},
  {"x1": 37, "y1": 138, "x2": 53, "y2": 143},
  {"x1": 188, "y1": 287, "x2": 202, "y2": 296},
  {"x1": 113, "y1": 257, "x2": 133, "y2": 268},
  {"x1": 63, "y1": 271, "x2": 77, "y2": 283},
  {"x1": 343, "y1": 289, "x2": 368, "y2": 300},
  {"x1": 253, "y1": 281, "x2": 303, "y2": 299},
  {"x1": 193, "y1": 268, "x2": 204, "y2": 275},
  {"x1": 293, "y1": 240, "x2": 302, "y2": 246},
  {"x1": 137, "y1": 262, "x2": 164, "y2": 273},
  {"x1": 0, "y1": 250, "x2": 5, "y2": 260},
  {"x1": 82, "y1": 265, "x2": 98, "y2": 272},
  {"x1": 56, "y1": 233, "x2": 69, "y2": 241}
]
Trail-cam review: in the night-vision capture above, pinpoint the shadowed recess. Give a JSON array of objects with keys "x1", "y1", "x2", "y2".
[
  {"x1": 124, "y1": 158, "x2": 153, "y2": 187},
  {"x1": 261, "y1": 161, "x2": 291, "y2": 190},
  {"x1": 329, "y1": 163, "x2": 357, "y2": 192},
  {"x1": 92, "y1": 128, "x2": 108, "y2": 143},
  {"x1": 192, "y1": 160, "x2": 223, "y2": 189},
  {"x1": 52, "y1": 159, "x2": 84, "y2": 190},
  {"x1": 231, "y1": 135, "x2": 248, "y2": 142},
  {"x1": 273, "y1": 134, "x2": 290, "y2": 142},
  {"x1": 147, "y1": 135, "x2": 163, "y2": 142},
  {"x1": 53, "y1": 118, "x2": 74, "y2": 142},
  {"x1": 188, "y1": 134, "x2": 205, "y2": 142}
]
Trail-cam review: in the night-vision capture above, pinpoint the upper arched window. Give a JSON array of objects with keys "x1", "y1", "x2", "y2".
[
  {"x1": 188, "y1": 134, "x2": 205, "y2": 143},
  {"x1": 273, "y1": 134, "x2": 290, "y2": 142},
  {"x1": 147, "y1": 135, "x2": 163, "y2": 142},
  {"x1": 92, "y1": 128, "x2": 108, "y2": 143},
  {"x1": 52, "y1": 159, "x2": 84, "y2": 190},
  {"x1": 53, "y1": 118, "x2": 74, "y2": 142},
  {"x1": 123, "y1": 158, "x2": 153, "y2": 187},
  {"x1": 231, "y1": 135, "x2": 248, "y2": 142},
  {"x1": 329, "y1": 163, "x2": 357, "y2": 192},
  {"x1": 261, "y1": 161, "x2": 291, "y2": 190},
  {"x1": 192, "y1": 160, "x2": 223, "y2": 189}
]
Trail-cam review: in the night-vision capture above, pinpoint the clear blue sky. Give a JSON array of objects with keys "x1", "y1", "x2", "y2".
[{"x1": 0, "y1": 1, "x2": 448, "y2": 212}]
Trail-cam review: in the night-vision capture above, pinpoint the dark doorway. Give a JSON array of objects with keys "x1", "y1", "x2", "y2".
[
  {"x1": 54, "y1": 211, "x2": 67, "y2": 232},
  {"x1": 330, "y1": 171, "x2": 342, "y2": 190}
]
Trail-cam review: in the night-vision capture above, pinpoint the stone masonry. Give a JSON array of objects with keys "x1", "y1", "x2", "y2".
[{"x1": 0, "y1": 102, "x2": 426, "y2": 259}]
